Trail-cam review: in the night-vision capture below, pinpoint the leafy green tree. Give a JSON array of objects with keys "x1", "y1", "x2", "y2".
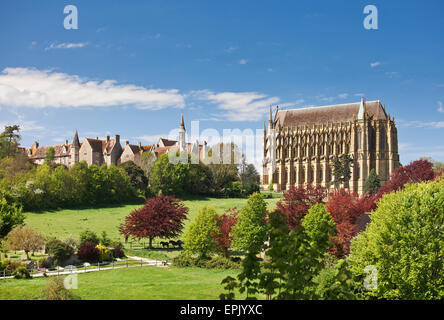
[
  {"x1": 6, "y1": 226, "x2": 45, "y2": 260},
  {"x1": 79, "y1": 230, "x2": 100, "y2": 246},
  {"x1": 0, "y1": 197, "x2": 24, "y2": 238},
  {"x1": 45, "y1": 237, "x2": 77, "y2": 265},
  {"x1": 150, "y1": 154, "x2": 189, "y2": 195},
  {"x1": 183, "y1": 206, "x2": 219, "y2": 258},
  {"x1": 118, "y1": 161, "x2": 148, "y2": 193},
  {"x1": 348, "y1": 178, "x2": 444, "y2": 299},
  {"x1": 332, "y1": 155, "x2": 353, "y2": 189},
  {"x1": 187, "y1": 161, "x2": 213, "y2": 195},
  {"x1": 222, "y1": 204, "x2": 337, "y2": 300},
  {"x1": 232, "y1": 193, "x2": 268, "y2": 252},
  {"x1": 0, "y1": 125, "x2": 21, "y2": 159},
  {"x1": 311, "y1": 259, "x2": 356, "y2": 300},
  {"x1": 44, "y1": 147, "x2": 55, "y2": 165},
  {"x1": 363, "y1": 168, "x2": 381, "y2": 195}
]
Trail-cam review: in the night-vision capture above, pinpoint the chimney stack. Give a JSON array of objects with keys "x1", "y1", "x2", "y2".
[
  {"x1": 115, "y1": 134, "x2": 120, "y2": 145},
  {"x1": 106, "y1": 135, "x2": 110, "y2": 142}
]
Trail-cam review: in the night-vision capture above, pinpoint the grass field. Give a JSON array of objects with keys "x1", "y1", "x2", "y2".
[
  {"x1": 24, "y1": 195, "x2": 281, "y2": 243},
  {"x1": 0, "y1": 266, "x2": 240, "y2": 300}
]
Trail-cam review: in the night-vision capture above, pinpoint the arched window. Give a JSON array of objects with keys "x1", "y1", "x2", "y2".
[
  {"x1": 357, "y1": 128, "x2": 362, "y2": 150},
  {"x1": 319, "y1": 168, "x2": 323, "y2": 182},
  {"x1": 355, "y1": 163, "x2": 360, "y2": 179},
  {"x1": 300, "y1": 168, "x2": 305, "y2": 183}
]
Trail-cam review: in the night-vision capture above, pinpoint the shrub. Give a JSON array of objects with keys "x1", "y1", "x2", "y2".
[
  {"x1": 38, "y1": 257, "x2": 53, "y2": 269},
  {"x1": 111, "y1": 245, "x2": 125, "y2": 259},
  {"x1": 202, "y1": 256, "x2": 240, "y2": 270},
  {"x1": 77, "y1": 241, "x2": 100, "y2": 262},
  {"x1": 14, "y1": 266, "x2": 31, "y2": 279},
  {"x1": 45, "y1": 237, "x2": 76, "y2": 265},
  {"x1": 42, "y1": 276, "x2": 80, "y2": 300},
  {"x1": 96, "y1": 244, "x2": 110, "y2": 262},
  {"x1": 79, "y1": 230, "x2": 100, "y2": 246},
  {"x1": 172, "y1": 251, "x2": 198, "y2": 267},
  {"x1": 0, "y1": 259, "x2": 22, "y2": 273}
]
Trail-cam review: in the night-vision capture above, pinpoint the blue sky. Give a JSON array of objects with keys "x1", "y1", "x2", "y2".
[{"x1": 1, "y1": 0, "x2": 444, "y2": 166}]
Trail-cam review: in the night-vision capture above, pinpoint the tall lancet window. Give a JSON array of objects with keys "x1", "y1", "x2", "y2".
[
  {"x1": 380, "y1": 127, "x2": 386, "y2": 151},
  {"x1": 357, "y1": 128, "x2": 362, "y2": 150}
]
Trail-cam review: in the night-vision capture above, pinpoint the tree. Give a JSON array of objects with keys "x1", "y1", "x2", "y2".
[
  {"x1": 44, "y1": 147, "x2": 55, "y2": 165},
  {"x1": 183, "y1": 206, "x2": 219, "y2": 258},
  {"x1": 331, "y1": 155, "x2": 353, "y2": 189},
  {"x1": 348, "y1": 178, "x2": 444, "y2": 299},
  {"x1": 206, "y1": 143, "x2": 240, "y2": 195},
  {"x1": 276, "y1": 185, "x2": 326, "y2": 229},
  {"x1": 0, "y1": 125, "x2": 21, "y2": 159},
  {"x1": 45, "y1": 237, "x2": 76, "y2": 265},
  {"x1": 377, "y1": 159, "x2": 435, "y2": 198},
  {"x1": 326, "y1": 189, "x2": 375, "y2": 257},
  {"x1": 364, "y1": 168, "x2": 381, "y2": 195},
  {"x1": 6, "y1": 226, "x2": 45, "y2": 259},
  {"x1": 119, "y1": 195, "x2": 188, "y2": 249},
  {"x1": 221, "y1": 204, "x2": 337, "y2": 300},
  {"x1": 238, "y1": 156, "x2": 260, "y2": 195},
  {"x1": 79, "y1": 230, "x2": 100, "y2": 246},
  {"x1": 187, "y1": 161, "x2": 213, "y2": 195},
  {"x1": 138, "y1": 151, "x2": 157, "y2": 180},
  {"x1": 214, "y1": 208, "x2": 239, "y2": 258},
  {"x1": 118, "y1": 161, "x2": 148, "y2": 192},
  {"x1": 0, "y1": 197, "x2": 24, "y2": 238},
  {"x1": 149, "y1": 154, "x2": 189, "y2": 195},
  {"x1": 232, "y1": 193, "x2": 268, "y2": 252}
]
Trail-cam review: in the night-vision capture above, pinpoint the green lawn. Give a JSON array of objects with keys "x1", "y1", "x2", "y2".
[
  {"x1": 0, "y1": 266, "x2": 240, "y2": 300},
  {"x1": 24, "y1": 195, "x2": 281, "y2": 243}
]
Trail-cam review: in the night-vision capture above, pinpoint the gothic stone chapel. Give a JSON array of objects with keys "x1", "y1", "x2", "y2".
[{"x1": 262, "y1": 98, "x2": 400, "y2": 195}]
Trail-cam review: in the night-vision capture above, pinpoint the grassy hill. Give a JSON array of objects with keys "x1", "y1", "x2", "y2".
[{"x1": 24, "y1": 195, "x2": 281, "y2": 243}]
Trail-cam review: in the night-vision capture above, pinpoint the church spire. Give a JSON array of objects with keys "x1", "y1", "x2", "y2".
[
  {"x1": 180, "y1": 113, "x2": 185, "y2": 130},
  {"x1": 72, "y1": 130, "x2": 80, "y2": 148},
  {"x1": 357, "y1": 97, "x2": 365, "y2": 120}
]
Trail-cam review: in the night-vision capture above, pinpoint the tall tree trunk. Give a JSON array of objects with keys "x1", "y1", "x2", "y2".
[{"x1": 149, "y1": 237, "x2": 153, "y2": 250}]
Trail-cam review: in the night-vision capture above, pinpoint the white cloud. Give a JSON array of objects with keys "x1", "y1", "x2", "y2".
[
  {"x1": 45, "y1": 42, "x2": 89, "y2": 51},
  {"x1": 225, "y1": 46, "x2": 238, "y2": 53},
  {"x1": 192, "y1": 90, "x2": 280, "y2": 122},
  {"x1": 338, "y1": 93, "x2": 349, "y2": 99},
  {"x1": 398, "y1": 119, "x2": 444, "y2": 129},
  {"x1": 370, "y1": 61, "x2": 381, "y2": 68},
  {"x1": 239, "y1": 59, "x2": 248, "y2": 65},
  {"x1": 0, "y1": 67, "x2": 185, "y2": 110},
  {"x1": 438, "y1": 101, "x2": 444, "y2": 113}
]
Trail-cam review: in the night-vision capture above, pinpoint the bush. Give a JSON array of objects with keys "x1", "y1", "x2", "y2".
[
  {"x1": 42, "y1": 276, "x2": 80, "y2": 300},
  {"x1": 79, "y1": 230, "x2": 99, "y2": 246},
  {"x1": 96, "y1": 244, "x2": 110, "y2": 262},
  {"x1": 111, "y1": 245, "x2": 125, "y2": 259},
  {"x1": 38, "y1": 257, "x2": 53, "y2": 269},
  {"x1": 172, "y1": 251, "x2": 198, "y2": 267},
  {"x1": 173, "y1": 252, "x2": 241, "y2": 269},
  {"x1": 201, "y1": 256, "x2": 240, "y2": 270},
  {"x1": 77, "y1": 241, "x2": 100, "y2": 262},
  {"x1": 45, "y1": 237, "x2": 76, "y2": 265},
  {"x1": 0, "y1": 259, "x2": 22, "y2": 273},
  {"x1": 14, "y1": 266, "x2": 31, "y2": 279}
]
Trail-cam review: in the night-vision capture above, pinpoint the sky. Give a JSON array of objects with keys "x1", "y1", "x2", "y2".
[{"x1": 1, "y1": 0, "x2": 444, "y2": 169}]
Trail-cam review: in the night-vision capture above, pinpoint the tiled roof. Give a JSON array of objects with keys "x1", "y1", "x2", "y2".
[
  {"x1": 275, "y1": 100, "x2": 388, "y2": 127},
  {"x1": 86, "y1": 138, "x2": 117, "y2": 155},
  {"x1": 27, "y1": 143, "x2": 74, "y2": 159}
]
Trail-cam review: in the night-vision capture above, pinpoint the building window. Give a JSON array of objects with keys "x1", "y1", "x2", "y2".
[
  {"x1": 319, "y1": 168, "x2": 323, "y2": 181},
  {"x1": 380, "y1": 128, "x2": 386, "y2": 151},
  {"x1": 356, "y1": 163, "x2": 360, "y2": 179},
  {"x1": 357, "y1": 128, "x2": 362, "y2": 150}
]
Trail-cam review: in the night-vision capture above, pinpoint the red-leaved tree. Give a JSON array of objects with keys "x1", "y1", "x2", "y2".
[
  {"x1": 119, "y1": 195, "x2": 188, "y2": 249},
  {"x1": 276, "y1": 185, "x2": 327, "y2": 229},
  {"x1": 326, "y1": 189, "x2": 376, "y2": 257},
  {"x1": 376, "y1": 159, "x2": 435, "y2": 199},
  {"x1": 213, "y1": 207, "x2": 239, "y2": 258}
]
